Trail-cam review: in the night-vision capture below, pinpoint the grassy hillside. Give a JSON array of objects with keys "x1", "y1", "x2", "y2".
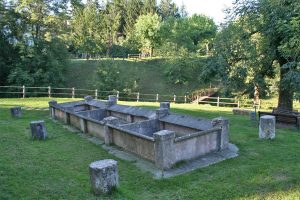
[
  {"x1": 1, "y1": 98, "x2": 300, "y2": 199},
  {"x1": 65, "y1": 58, "x2": 207, "y2": 96}
]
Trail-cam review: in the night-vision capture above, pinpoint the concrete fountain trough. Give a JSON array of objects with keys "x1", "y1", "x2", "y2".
[{"x1": 49, "y1": 96, "x2": 238, "y2": 174}]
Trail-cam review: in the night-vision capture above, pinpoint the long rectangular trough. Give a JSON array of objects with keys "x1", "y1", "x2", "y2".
[{"x1": 49, "y1": 95, "x2": 231, "y2": 170}]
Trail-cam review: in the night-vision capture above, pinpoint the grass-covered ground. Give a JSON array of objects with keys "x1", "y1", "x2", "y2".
[
  {"x1": 1, "y1": 98, "x2": 300, "y2": 199},
  {"x1": 65, "y1": 59, "x2": 205, "y2": 96}
]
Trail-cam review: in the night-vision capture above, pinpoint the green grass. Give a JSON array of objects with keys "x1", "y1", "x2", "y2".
[
  {"x1": 1, "y1": 98, "x2": 300, "y2": 199},
  {"x1": 65, "y1": 59, "x2": 203, "y2": 96}
]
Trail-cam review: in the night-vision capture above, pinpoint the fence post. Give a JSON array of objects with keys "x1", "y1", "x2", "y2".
[
  {"x1": 95, "y1": 89, "x2": 98, "y2": 99},
  {"x1": 22, "y1": 85, "x2": 25, "y2": 98},
  {"x1": 173, "y1": 95, "x2": 176, "y2": 103},
  {"x1": 237, "y1": 100, "x2": 240, "y2": 108},
  {"x1": 136, "y1": 92, "x2": 139, "y2": 102},
  {"x1": 48, "y1": 86, "x2": 51, "y2": 98},
  {"x1": 72, "y1": 87, "x2": 75, "y2": 99},
  {"x1": 217, "y1": 96, "x2": 220, "y2": 107},
  {"x1": 117, "y1": 91, "x2": 119, "y2": 100},
  {"x1": 184, "y1": 95, "x2": 187, "y2": 104}
]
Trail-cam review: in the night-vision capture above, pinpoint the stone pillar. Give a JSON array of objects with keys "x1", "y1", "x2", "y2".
[
  {"x1": 155, "y1": 108, "x2": 169, "y2": 119},
  {"x1": 103, "y1": 116, "x2": 119, "y2": 145},
  {"x1": 80, "y1": 118, "x2": 87, "y2": 133},
  {"x1": 30, "y1": 120, "x2": 47, "y2": 140},
  {"x1": 84, "y1": 96, "x2": 93, "y2": 102},
  {"x1": 48, "y1": 101, "x2": 57, "y2": 118},
  {"x1": 89, "y1": 159, "x2": 119, "y2": 195},
  {"x1": 259, "y1": 115, "x2": 275, "y2": 139},
  {"x1": 212, "y1": 117, "x2": 229, "y2": 149},
  {"x1": 154, "y1": 130, "x2": 175, "y2": 170},
  {"x1": 106, "y1": 95, "x2": 117, "y2": 107},
  {"x1": 160, "y1": 102, "x2": 170, "y2": 110},
  {"x1": 64, "y1": 112, "x2": 70, "y2": 124},
  {"x1": 11, "y1": 107, "x2": 22, "y2": 118}
]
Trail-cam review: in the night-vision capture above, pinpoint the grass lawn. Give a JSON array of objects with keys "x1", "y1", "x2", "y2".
[
  {"x1": 65, "y1": 59, "x2": 205, "y2": 96},
  {"x1": 1, "y1": 98, "x2": 300, "y2": 199}
]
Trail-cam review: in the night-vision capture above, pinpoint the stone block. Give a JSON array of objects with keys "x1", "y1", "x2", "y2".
[
  {"x1": 212, "y1": 117, "x2": 229, "y2": 149},
  {"x1": 48, "y1": 101, "x2": 57, "y2": 118},
  {"x1": 160, "y1": 102, "x2": 170, "y2": 110},
  {"x1": 155, "y1": 108, "x2": 169, "y2": 119},
  {"x1": 30, "y1": 120, "x2": 47, "y2": 140},
  {"x1": 259, "y1": 115, "x2": 275, "y2": 139},
  {"x1": 84, "y1": 96, "x2": 93, "y2": 102},
  {"x1": 11, "y1": 107, "x2": 22, "y2": 118},
  {"x1": 103, "y1": 117, "x2": 119, "y2": 144},
  {"x1": 154, "y1": 130, "x2": 175, "y2": 170},
  {"x1": 89, "y1": 159, "x2": 119, "y2": 195}
]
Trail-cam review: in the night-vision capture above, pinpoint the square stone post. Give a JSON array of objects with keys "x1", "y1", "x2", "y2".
[
  {"x1": 160, "y1": 102, "x2": 170, "y2": 110},
  {"x1": 64, "y1": 112, "x2": 70, "y2": 124},
  {"x1": 155, "y1": 108, "x2": 169, "y2": 119},
  {"x1": 30, "y1": 120, "x2": 47, "y2": 140},
  {"x1": 259, "y1": 115, "x2": 275, "y2": 139},
  {"x1": 103, "y1": 116, "x2": 119, "y2": 145},
  {"x1": 154, "y1": 130, "x2": 175, "y2": 170},
  {"x1": 89, "y1": 159, "x2": 119, "y2": 195},
  {"x1": 48, "y1": 100, "x2": 57, "y2": 118},
  {"x1": 212, "y1": 117, "x2": 229, "y2": 150},
  {"x1": 80, "y1": 118, "x2": 88, "y2": 133},
  {"x1": 11, "y1": 107, "x2": 22, "y2": 118},
  {"x1": 84, "y1": 96, "x2": 93, "y2": 102},
  {"x1": 106, "y1": 95, "x2": 117, "y2": 107}
]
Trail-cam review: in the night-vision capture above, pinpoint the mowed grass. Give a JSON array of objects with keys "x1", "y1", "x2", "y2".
[
  {"x1": 65, "y1": 59, "x2": 202, "y2": 95},
  {"x1": 1, "y1": 98, "x2": 300, "y2": 200}
]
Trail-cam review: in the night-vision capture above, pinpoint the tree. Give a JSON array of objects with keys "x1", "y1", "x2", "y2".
[
  {"x1": 158, "y1": 0, "x2": 180, "y2": 20},
  {"x1": 133, "y1": 13, "x2": 161, "y2": 56},
  {"x1": 157, "y1": 14, "x2": 217, "y2": 54},
  {"x1": 226, "y1": 0, "x2": 300, "y2": 110}
]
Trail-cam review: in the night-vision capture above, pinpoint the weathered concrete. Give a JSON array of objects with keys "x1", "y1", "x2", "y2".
[
  {"x1": 84, "y1": 96, "x2": 93, "y2": 102},
  {"x1": 103, "y1": 116, "x2": 119, "y2": 144},
  {"x1": 259, "y1": 115, "x2": 275, "y2": 139},
  {"x1": 48, "y1": 101, "x2": 57, "y2": 118},
  {"x1": 49, "y1": 96, "x2": 236, "y2": 170},
  {"x1": 160, "y1": 102, "x2": 170, "y2": 110},
  {"x1": 154, "y1": 130, "x2": 175, "y2": 170},
  {"x1": 10, "y1": 107, "x2": 22, "y2": 118},
  {"x1": 89, "y1": 159, "x2": 119, "y2": 195},
  {"x1": 30, "y1": 120, "x2": 47, "y2": 140},
  {"x1": 212, "y1": 117, "x2": 229, "y2": 149}
]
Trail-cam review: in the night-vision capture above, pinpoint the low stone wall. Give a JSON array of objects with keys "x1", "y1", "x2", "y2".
[
  {"x1": 86, "y1": 120, "x2": 105, "y2": 138},
  {"x1": 111, "y1": 128, "x2": 155, "y2": 161},
  {"x1": 120, "y1": 119, "x2": 160, "y2": 137},
  {"x1": 162, "y1": 122, "x2": 199, "y2": 137},
  {"x1": 49, "y1": 98, "x2": 233, "y2": 170},
  {"x1": 174, "y1": 128, "x2": 221, "y2": 162}
]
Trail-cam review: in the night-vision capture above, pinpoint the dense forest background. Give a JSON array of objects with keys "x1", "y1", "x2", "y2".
[{"x1": 0, "y1": 0, "x2": 299, "y2": 110}]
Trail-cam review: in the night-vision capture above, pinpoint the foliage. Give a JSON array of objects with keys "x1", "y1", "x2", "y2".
[
  {"x1": 157, "y1": 15, "x2": 217, "y2": 55},
  {"x1": 133, "y1": 13, "x2": 161, "y2": 56},
  {"x1": 206, "y1": 0, "x2": 300, "y2": 110}
]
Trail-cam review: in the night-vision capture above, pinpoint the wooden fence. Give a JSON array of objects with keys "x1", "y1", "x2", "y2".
[{"x1": 0, "y1": 85, "x2": 260, "y2": 108}]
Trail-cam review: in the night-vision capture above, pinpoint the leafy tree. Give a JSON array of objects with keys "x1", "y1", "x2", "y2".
[
  {"x1": 133, "y1": 13, "x2": 161, "y2": 56},
  {"x1": 213, "y1": 0, "x2": 300, "y2": 110},
  {"x1": 158, "y1": 15, "x2": 217, "y2": 54}
]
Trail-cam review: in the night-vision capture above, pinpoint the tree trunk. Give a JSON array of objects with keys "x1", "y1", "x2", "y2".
[{"x1": 277, "y1": 57, "x2": 294, "y2": 111}]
